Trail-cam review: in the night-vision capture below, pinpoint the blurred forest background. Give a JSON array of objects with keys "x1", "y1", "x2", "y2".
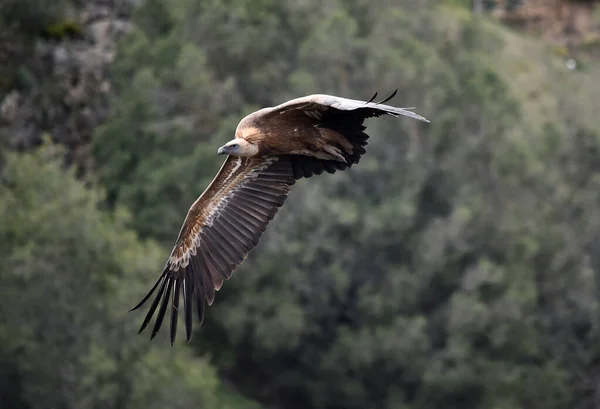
[{"x1": 2, "y1": 0, "x2": 600, "y2": 408}]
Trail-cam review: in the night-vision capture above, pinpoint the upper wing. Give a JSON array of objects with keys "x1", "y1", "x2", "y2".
[
  {"x1": 255, "y1": 90, "x2": 429, "y2": 179},
  {"x1": 262, "y1": 89, "x2": 430, "y2": 124},
  {"x1": 131, "y1": 155, "x2": 296, "y2": 344}
]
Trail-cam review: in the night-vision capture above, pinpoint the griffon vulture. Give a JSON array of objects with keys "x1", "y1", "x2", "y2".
[{"x1": 132, "y1": 90, "x2": 429, "y2": 344}]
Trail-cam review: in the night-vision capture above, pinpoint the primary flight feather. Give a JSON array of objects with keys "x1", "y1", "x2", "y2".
[{"x1": 131, "y1": 90, "x2": 430, "y2": 344}]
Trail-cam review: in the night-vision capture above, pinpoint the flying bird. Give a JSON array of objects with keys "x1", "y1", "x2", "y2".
[{"x1": 131, "y1": 90, "x2": 429, "y2": 344}]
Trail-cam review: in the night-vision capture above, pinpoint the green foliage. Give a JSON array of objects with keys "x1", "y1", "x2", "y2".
[
  {"x1": 3, "y1": 0, "x2": 600, "y2": 408},
  {"x1": 43, "y1": 19, "x2": 83, "y2": 39},
  {"x1": 93, "y1": 1, "x2": 600, "y2": 408},
  {"x1": 0, "y1": 141, "x2": 260, "y2": 409},
  {"x1": 93, "y1": 23, "x2": 241, "y2": 241}
]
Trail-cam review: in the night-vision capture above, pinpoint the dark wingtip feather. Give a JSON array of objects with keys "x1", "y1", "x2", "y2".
[
  {"x1": 184, "y1": 267, "x2": 193, "y2": 343},
  {"x1": 377, "y1": 89, "x2": 398, "y2": 104},
  {"x1": 196, "y1": 290, "x2": 206, "y2": 328},
  {"x1": 129, "y1": 270, "x2": 166, "y2": 312},
  {"x1": 191, "y1": 253, "x2": 207, "y2": 328},
  {"x1": 170, "y1": 278, "x2": 182, "y2": 346},
  {"x1": 150, "y1": 278, "x2": 174, "y2": 340},
  {"x1": 366, "y1": 91, "x2": 378, "y2": 104},
  {"x1": 137, "y1": 274, "x2": 169, "y2": 335}
]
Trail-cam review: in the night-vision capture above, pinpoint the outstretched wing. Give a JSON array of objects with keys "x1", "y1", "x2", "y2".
[
  {"x1": 256, "y1": 90, "x2": 430, "y2": 179},
  {"x1": 265, "y1": 89, "x2": 430, "y2": 124},
  {"x1": 131, "y1": 155, "x2": 296, "y2": 344}
]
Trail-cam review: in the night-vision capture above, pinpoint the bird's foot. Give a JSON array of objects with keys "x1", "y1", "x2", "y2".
[{"x1": 323, "y1": 145, "x2": 347, "y2": 162}]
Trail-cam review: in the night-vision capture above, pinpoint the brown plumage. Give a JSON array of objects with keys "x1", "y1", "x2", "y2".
[{"x1": 131, "y1": 90, "x2": 429, "y2": 344}]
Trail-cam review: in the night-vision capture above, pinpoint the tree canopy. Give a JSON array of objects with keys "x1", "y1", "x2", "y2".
[{"x1": 2, "y1": 1, "x2": 600, "y2": 409}]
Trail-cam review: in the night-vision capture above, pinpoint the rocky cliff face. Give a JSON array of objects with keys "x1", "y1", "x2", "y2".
[
  {"x1": 491, "y1": 0, "x2": 600, "y2": 45},
  {"x1": 0, "y1": 0, "x2": 135, "y2": 169}
]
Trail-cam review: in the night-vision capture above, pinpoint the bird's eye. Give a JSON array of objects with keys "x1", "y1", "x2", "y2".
[{"x1": 230, "y1": 144, "x2": 239, "y2": 149}]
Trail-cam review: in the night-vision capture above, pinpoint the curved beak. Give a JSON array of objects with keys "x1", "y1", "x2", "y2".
[{"x1": 217, "y1": 146, "x2": 228, "y2": 155}]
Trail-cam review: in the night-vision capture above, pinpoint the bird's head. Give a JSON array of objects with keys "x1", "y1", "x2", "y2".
[{"x1": 217, "y1": 138, "x2": 259, "y2": 157}]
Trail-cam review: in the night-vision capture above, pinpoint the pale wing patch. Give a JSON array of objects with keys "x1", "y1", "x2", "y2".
[
  {"x1": 220, "y1": 157, "x2": 243, "y2": 188},
  {"x1": 170, "y1": 224, "x2": 201, "y2": 271}
]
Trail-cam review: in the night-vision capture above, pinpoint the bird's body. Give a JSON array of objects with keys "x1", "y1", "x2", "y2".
[{"x1": 132, "y1": 91, "x2": 429, "y2": 344}]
